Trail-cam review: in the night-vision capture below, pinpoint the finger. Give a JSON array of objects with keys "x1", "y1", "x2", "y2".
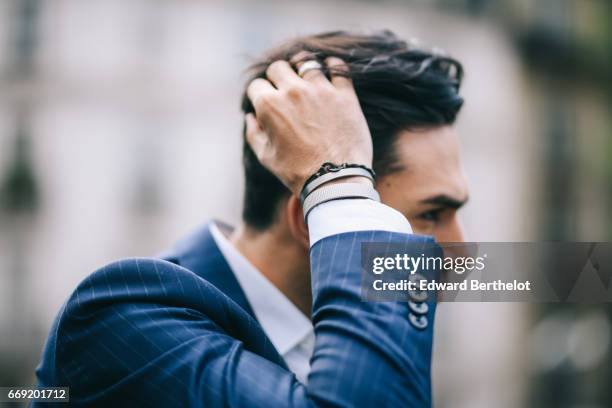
[
  {"x1": 325, "y1": 57, "x2": 353, "y2": 89},
  {"x1": 246, "y1": 78, "x2": 276, "y2": 112},
  {"x1": 298, "y1": 61, "x2": 327, "y2": 82},
  {"x1": 245, "y1": 113, "x2": 269, "y2": 159},
  {"x1": 292, "y1": 52, "x2": 327, "y2": 84},
  {"x1": 266, "y1": 60, "x2": 300, "y2": 89},
  {"x1": 289, "y1": 50, "x2": 313, "y2": 64}
]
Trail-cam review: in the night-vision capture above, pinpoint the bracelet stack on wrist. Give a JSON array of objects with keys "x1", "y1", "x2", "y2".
[{"x1": 300, "y1": 162, "x2": 379, "y2": 221}]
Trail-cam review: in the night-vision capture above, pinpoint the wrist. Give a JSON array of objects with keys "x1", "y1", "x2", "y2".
[
  {"x1": 302, "y1": 181, "x2": 380, "y2": 222},
  {"x1": 299, "y1": 163, "x2": 377, "y2": 204}
]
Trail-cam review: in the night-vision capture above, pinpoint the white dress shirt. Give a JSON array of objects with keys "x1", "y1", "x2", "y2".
[
  {"x1": 210, "y1": 199, "x2": 411, "y2": 383},
  {"x1": 210, "y1": 222, "x2": 315, "y2": 383}
]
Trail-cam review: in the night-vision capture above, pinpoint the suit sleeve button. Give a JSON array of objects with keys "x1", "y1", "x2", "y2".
[
  {"x1": 409, "y1": 313, "x2": 428, "y2": 330},
  {"x1": 408, "y1": 301, "x2": 429, "y2": 315}
]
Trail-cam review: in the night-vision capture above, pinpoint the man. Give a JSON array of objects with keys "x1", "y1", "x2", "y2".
[{"x1": 35, "y1": 30, "x2": 468, "y2": 407}]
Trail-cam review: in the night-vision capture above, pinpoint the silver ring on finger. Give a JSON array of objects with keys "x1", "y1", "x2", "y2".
[{"x1": 297, "y1": 60, "x2": 323, "y2": 78}]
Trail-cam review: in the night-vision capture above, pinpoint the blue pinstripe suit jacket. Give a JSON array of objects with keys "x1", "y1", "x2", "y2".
[{"x1": 35, "y1": 223, "x2": 439, "y2": 407}]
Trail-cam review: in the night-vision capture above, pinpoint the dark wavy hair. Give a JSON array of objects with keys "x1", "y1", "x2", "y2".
[{"x1": 240, "y1": 30, "x2": 464, "y2": 230}]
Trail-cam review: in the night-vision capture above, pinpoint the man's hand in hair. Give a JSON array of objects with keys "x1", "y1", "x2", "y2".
[{"x1": 245, "y1": 56, "x2": 373, "y2": 195}]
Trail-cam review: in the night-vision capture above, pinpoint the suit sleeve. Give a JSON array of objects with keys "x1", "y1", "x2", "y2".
[{"x1": 41, "y1": 231, "x2": 438, "y2": 407}]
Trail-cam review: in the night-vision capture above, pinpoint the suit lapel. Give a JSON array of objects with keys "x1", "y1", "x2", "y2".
[
  {"x1": 160, "y1": 221, "x2": 257, "y2": 319},
  {"x1": 161, "y1": 221, "x2": 288, "y2": 368}
]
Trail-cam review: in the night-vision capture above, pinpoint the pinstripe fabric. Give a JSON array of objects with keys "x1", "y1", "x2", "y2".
[{"x1": 34, "y1": 226, "x2": 440, "y2": 407}]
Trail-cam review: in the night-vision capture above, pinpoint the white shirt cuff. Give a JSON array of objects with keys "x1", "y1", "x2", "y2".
[{"x1": 307, "y1": 199, "x2": 412, "y2": 247}]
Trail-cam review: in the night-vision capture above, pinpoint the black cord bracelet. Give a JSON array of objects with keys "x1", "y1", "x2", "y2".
[{"x1": 300, "y1": 162, "x2": 376, "y2": 202}]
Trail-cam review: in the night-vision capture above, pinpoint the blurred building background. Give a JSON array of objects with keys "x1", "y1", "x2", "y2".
[{"x1": 0, "y1": 0, "x2": 610, "y2": 407}]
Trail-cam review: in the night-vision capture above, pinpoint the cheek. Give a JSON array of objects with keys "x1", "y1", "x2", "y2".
[{"x1": 408, "y1": 219, "x2": 435, "y2": 236}]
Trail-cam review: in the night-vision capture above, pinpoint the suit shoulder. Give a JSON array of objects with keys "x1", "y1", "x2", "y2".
[
  {"x1": 41, "y1": 257, "x2": 243, "y2": 400},
  {"x1": 62, "y1": 257, "x2": 220, "y2": 318}
]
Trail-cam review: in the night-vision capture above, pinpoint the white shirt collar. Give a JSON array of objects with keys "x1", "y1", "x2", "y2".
[{"x1": 209, "y1": 222, "x2": 313, "y2": 356}]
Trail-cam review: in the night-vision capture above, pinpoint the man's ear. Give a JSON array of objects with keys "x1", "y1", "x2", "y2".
[{"x1": 286, "y1": 195, "x2": 310, "y2": 249}]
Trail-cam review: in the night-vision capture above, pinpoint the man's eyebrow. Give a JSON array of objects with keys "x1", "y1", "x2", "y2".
[{"x1": 420, "y1": 194, "x2": 468, "y2": 209}]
